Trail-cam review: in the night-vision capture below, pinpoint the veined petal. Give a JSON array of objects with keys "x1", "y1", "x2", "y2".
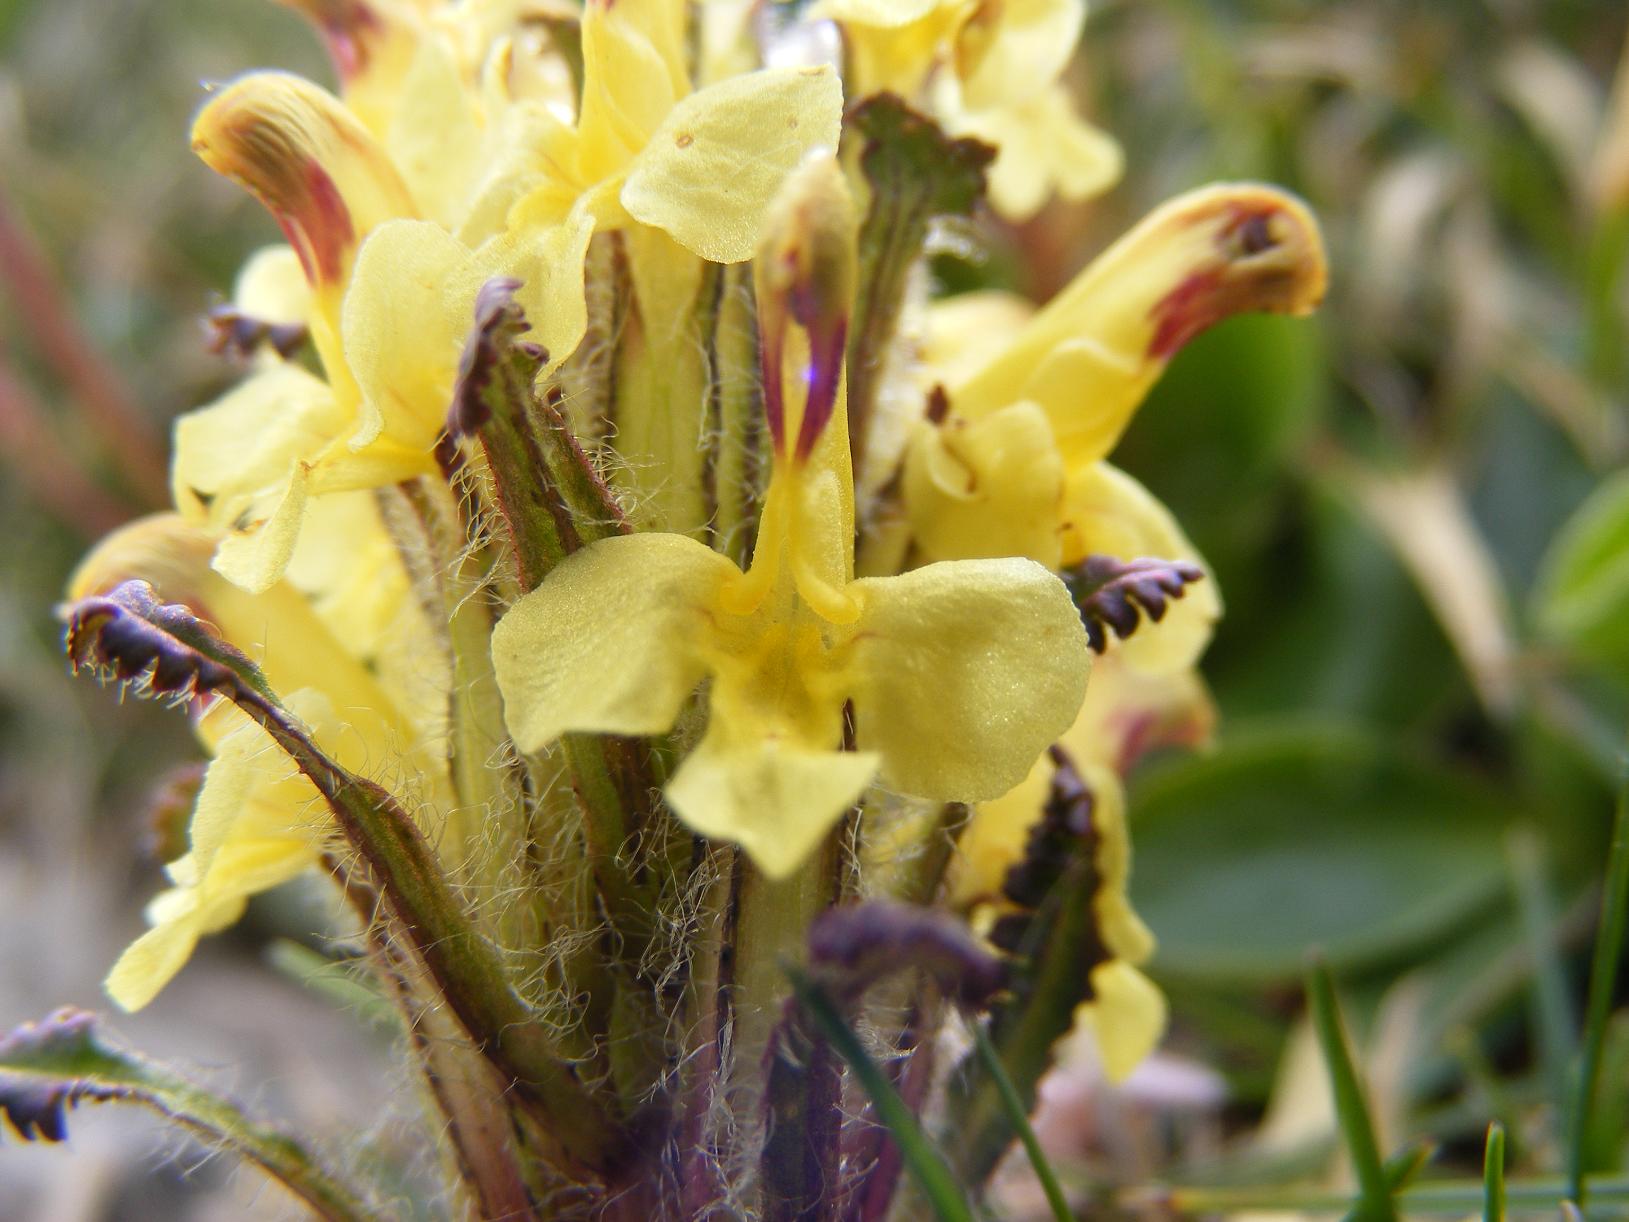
[
  {"x1": 621, "y1": 65, "x2": 845, "y2": 263},
  {"x1": 492, "y1": 532, "x2": 738, "y2": 750},
  {"x1": 951, "y1": 184, "x2": 1327, "y2": 462},
  {"x1": 849, "y1": 557, "x2": 1089, "y2": 800},
  {"x1": 665, "y1": 728, "x2": 878, "y2": 879},
  {"x1": 192, "y1": 71, "x2": 416, "y2": 293},
  {"x1": 1077, "y1": 961, "x2": 1167, "y2": 1083},
  {"x1": 904, "y1": 400, "x2": 1067, "y2": 566},
  {"x1": 1061, "y1": 462, "x2": 1221, "y2": 673}
]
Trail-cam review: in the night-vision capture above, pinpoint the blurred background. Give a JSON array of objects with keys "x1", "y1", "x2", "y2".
[{"x1": 2, "y1": 0, "x2": 1629, "y2": 1216}]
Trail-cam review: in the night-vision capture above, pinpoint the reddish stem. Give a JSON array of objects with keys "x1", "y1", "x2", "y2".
[
  {"x1": 0, "y1": 187, "x2": 168, "y2": 506},
  {"x1": 0, "y1": 355, "x2": 129, "y2": 536}
]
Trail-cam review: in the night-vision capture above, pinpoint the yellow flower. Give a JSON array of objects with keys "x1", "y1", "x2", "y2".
[
  {"x1": 103, "y1": 691, "x2": 337, "y2": 1013},
  {"x1": 492, "y1": 155, "x2": 1090, "y2": 877},
  {"x1": 951, "y1": 654, "x2": 1214, "y2": 1080},
  {"x1": 69, "y1": 511, "x2": 453, "y2": 1010},
  {"x1": 905, "y1": 183, "x2": 1327, "y2": 670},
  {"x1": 824, "y1": 0, "x2": 1121, "y2": 218},
  {"x1": 508, "y1": 0, "x2": 843, "y2": 263},
  {"x1": 176, "y1": 71, "x2": 590, "y2": 591}
]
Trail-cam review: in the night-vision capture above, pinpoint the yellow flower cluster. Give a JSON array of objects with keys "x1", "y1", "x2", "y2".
[{"x1": 69, "y1": 0, "x2": 1326, "y2": 1093}]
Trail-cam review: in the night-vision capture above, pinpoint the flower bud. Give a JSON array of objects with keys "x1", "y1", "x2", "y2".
[{"x1": 754, "y1": 150, "x2": 857, "y2": 461}]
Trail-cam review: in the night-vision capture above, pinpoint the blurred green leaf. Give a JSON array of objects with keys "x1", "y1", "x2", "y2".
[
  {"x1": 1209, "y1": 491, "x2": 1468, "y2": 727},
  {"x1": 1310, "y1": 958, "x2": 1397, "y2": 1220},
  {"x1": 1132, "y1": 723, "x2": 1514, "y2": 981},
  {"x1": 1534, "y1": 470, "x2": 1629, "y2": 667}
]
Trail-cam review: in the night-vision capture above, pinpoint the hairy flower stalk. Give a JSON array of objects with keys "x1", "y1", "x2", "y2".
[{"x1": 31, "y1": 1, "x2": 1329, "y2": 1217}]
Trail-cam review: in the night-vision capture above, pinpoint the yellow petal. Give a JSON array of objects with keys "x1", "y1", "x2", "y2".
[
  {"x1": 1061, "y1": 462, "x2": 1221, "y2": 673},
  {"x1": 273, "y1": 0, "x2": 423, "y2": 138},
  {"x1": 491, "y1": 532, "x2": 739, "y2": 750},
  {"x1": 192, "y1": 72, "x2": 416, "y2": 294},
  {"x1": 105, "y1": 904, "x2": 209, "y2": 1012},
  {"x1": 1080, "y1": 760, "x2": 1156, "y2": 966},
  {"x1": 951, "y1": 184, "x2": 1327, "y2": 463},
  {"x1": 106, "y1": 838, "x2": 317, "y2": 1011},
  {"x1": 903, "y1": 400, "x2": 1067, "y2": 566},
  {"x1": 1076, "y1": 960, "x2": 1167, "y2": 1083},
  {"x1": 500, "y1": 210, "x2": 596, "y2": 375},
  {"x1": 386, "y1": 35, "x2": 484, "y2": 228},
  {"x1": 233, "y1": 244, "x2": 312, "y2": 325},
  {"x1": 211, "y1": 460, "x2": 311, "y2": 594},
  {"x1": 951, "y1": 751, "x2": 1123, "y2": 907},
  {"x1": 186, "y1": 690, "x2": 334, "y2": 875},
  {"x1": 69, "y1": 514, "x2": 424, "y2": 760},
  {"x1": 849, "y1": 557, "x2": 1089, "y2": 800},
  {"x1": 920, "y1": 290, "x2": 1035, "y2": 385},
  {"x1": 821, "y1": 0, "x2": 943, "y2": 28},
  {"x1": 1062, "y1": 649, "x2": 1216, "y2": 775},
  {"x1": 621, "y1": 65, "x2": 845, "y2": 263},
  {"x1": 169, "y1": 362, "x2": 352, "y2": 593},
  {"x1": 665, "y1": 728, "x2": 879, "y2": 879},
  {"x1": 341, "y1": 219, "x2": 475, "y2": 451},
  {"x1": 578, "y1": 0, "x2": 688, "y2": 181},
  {"x1": 824, "y1": 1, "x2": 957, "y2": 99},
  {"x1": 947, "y1": 747, "x2": 1070, "y2": 907},
  {"x1": 954, "y1": 0, "x2": 1083, "y2": 111},
  {"x1": 951, "y1": 85, "x2": 1121, "y2": 221}
]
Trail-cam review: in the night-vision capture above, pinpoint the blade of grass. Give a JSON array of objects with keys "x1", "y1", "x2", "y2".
[
  {"x1": 1568, "y1": 763, "x2": 1629, "y2": 1207},
  {"x1": 1308, "y1": 958, "x2": 1397, "y2": 1222},
  {"x1": 1340, "y1": 1140, "x2": 1437, "y2": 1222},
  {"x1": 1140, "y1": 1174, "x2": 1629, "y2": 1215},
  {"x1": 1483, "y1": 1122, "x2": 1506, "y2": 1222},
  {"x1": 785, "y1": 966, "x2": 974, "y2": 1222},
  {"x1": 1381, "y1": 1139, "x2": 1435, "y2": 1190},
  {"x1": 968, "y1": 1018, "x2": 1072, "y2": 1222},
  {"x1": 1507, "y1": 825, "x2": 1578, "y2": 1111}
]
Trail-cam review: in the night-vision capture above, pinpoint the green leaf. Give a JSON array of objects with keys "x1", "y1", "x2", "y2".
[
  {"x1": 1569, "y1": 765, "x2": 1629, "y2": 1206},
  {"x1": 1308, "y1": 961, "x2": 1397, "y2": 1222},
  {"x1": 1534, "y1": 469, "x2": 1629, "y2": 666},
  {"x1": 1132, "y1": 723, "x2": 1514, "y2": 981},
  {"x1": 0, "y1": 1008, "x2": 370, "y2": 1221}
]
